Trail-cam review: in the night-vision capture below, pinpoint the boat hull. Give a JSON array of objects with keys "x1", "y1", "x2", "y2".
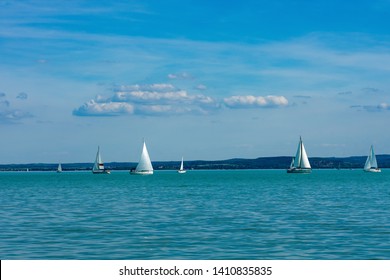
[
  {"x1": 130, "y1": 170, "x2": 153, "y2": 175},
  {"x1": 287, "y1": 168, "x2": 311, "y2": 174},
  {"x1": 92, "y1": 169, "x2": 111, "y2": 174},
  {"x1": 177, "y1": 170, "x2": 186, "y2": 174},
  {"x1": 364, "y1": 168, "x2": 381, "y2": 173}
]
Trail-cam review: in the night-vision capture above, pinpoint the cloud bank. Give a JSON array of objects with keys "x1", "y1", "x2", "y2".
[
  {"x1": 73, "y1": 84, "x2": 289, "y2": 117},
  {"x1": 73, "y1": 83, "x2": 219, "y2": 116}
]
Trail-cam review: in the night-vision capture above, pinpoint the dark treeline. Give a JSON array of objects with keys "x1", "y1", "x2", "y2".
[{"x1": 1, "y1": 155, "x2": 390, "y2": 171}]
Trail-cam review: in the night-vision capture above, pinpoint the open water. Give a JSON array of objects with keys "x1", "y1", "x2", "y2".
[{"x1": 0, "y1": 170, "x2": 389, "y2": 259}]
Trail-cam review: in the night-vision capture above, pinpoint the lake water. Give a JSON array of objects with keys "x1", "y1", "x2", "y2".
[{"x1": 0, "y1": 170, "x2": 389, "y2": 259}]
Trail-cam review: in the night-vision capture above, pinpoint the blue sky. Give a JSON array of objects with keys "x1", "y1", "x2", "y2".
[{"x1": 1, "y1": 0, "x2": 390, "y2": 164}]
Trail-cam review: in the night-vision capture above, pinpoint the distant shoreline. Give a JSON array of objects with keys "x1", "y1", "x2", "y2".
[{"x1": 1, "y1": 155, "x2": 390, "y2": 171}]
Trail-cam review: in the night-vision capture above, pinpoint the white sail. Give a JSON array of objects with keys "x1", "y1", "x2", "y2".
[
  {"x1": 178, "y1": 157, "x2": 186, "y2": 173},
  {"x1": 364, "y1": 145, "x2": 380, "y2": 172},
  {"x1": 300, "y1": 141, "x2": 311, "y2": 169},
  {"x1": 132, "y1": 141, "x2": 153, "y2": 175},
  {"x1": 92, "y1": 146, "x2": 110, "y2": 174},
  {"x1": 288, "y1": 136, "x2": 311, "y2": 173},
  {"x1": 364, "y1": 154, "x2": 371, "y2": 170},
  {"x1": 57, "y1": 163, "x2": 62, "y2": 173},
  {"x1": 293, "y1": 140, "x2": 302, "y2": 168},
  {"x1": 93, "y1": 146, "x2": 104, "y2": 171}
]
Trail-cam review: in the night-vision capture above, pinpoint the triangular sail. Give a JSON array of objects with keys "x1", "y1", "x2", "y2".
[
  {"x1": 300, "y1": 141, "x2": 311, "y2": 168},
  {"x1": 364, "y1": 156, "x2": 371, "y2": 170},
  {"x1": 180, "y1": 157, "x2": 184, "y2": 171},
  {"x1": 293, "y1": 140, "x2": 302, "y2": 168},
  {"x1": 365, "y1": 145, "x2": 378, "y2": 170},
  {"x1": 57, "y1": 163, "x2": 62, "y2": 172},
  {"x1": 293, "y1": 137, "x2": 311, "y2": 169},
  {"x1": 135, "y1": 141, "x2": 153, "y2": 172},
  {"x1": 370, "y1": 146, "x2": 378, "y2": 168},
  {"x1": 93, "y1": 146, "x2": 105, "y2": 172}
]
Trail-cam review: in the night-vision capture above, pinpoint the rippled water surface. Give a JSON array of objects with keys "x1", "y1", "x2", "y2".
[{"x1": 1, "y1": 170, "x2": 389, "y2": 259}]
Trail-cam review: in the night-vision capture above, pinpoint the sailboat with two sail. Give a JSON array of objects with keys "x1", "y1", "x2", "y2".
[
  {"x1": 92, "y1": 146, "x2": 110, "y2": 174},
  {"x1": 364, "y1": 145, "x2": 381, "y2": 173},
  {"x1": 287, "y1": 136, "x2": 311, "y2": 173},
  {"x1": 177, "y1": 157, "x2": 186, "y2": 174},
  {"x1": 130, "y1": 140, "x2": 153, "y2": 175}
]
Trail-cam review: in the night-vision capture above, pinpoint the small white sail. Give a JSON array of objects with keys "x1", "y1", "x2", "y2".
[
  {"x1": 364, "y1": 145, "x2": 381, "y2": 172},
  {"x1": 57, "y1": 163, "x2": 62, "y2": 173},
  {"x1": 131, "y1": 140, "x2": 153, "y2": 175},
  {"x1": 92, "y1": 146, "x2": 110, "y2": 174},
  {"x1": 178, "y1": 157, "x2": 186, "y2": 173},
  {"x1": 287, "y1": 136, "x2": 311, "y2": 173}
]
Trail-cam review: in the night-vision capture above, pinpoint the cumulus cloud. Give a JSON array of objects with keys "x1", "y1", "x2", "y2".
[
  {"x1": 73, "y1": 100, "x2": 134, "y2": 116},
  {"x1": 74, "y1": 83, "x2": 291, "y2": 117},
  {"x1": 73, "y1": 83, "x2": 219, "y2": 117},
  {"x1": 223, "y1": 95, "x2": 288, "y2": 108}
]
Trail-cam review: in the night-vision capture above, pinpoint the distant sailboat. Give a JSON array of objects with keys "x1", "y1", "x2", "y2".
[
  {"x1": 364, "y1": 145, "x2": 381, "y2": 173},
  {"x1": 130, "y1": 140, "x2": 153, "y2": 175},
  {"x1": 57, "y1": 163, "x2": 62, "y2": 173},
  {"x1": 92, "y1": 146, "x2": 110, "y2": 174},
  {"x1": 177, "y1": 157, "x2": 186, "y2": 174},
  {"x1": 287, "y1": 136, "x2": 311, "y2": 173}
]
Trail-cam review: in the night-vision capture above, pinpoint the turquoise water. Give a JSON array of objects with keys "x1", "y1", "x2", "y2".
[{"x1": 0, "y1": 170, "x2": 389, "y2": 259}]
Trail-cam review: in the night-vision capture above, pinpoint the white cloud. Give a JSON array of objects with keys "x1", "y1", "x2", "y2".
[
  {"x1": 223, "y1": 95, "x2": 289, "y2": 108},
  {"x1": 73, "y1": 83, "x2": 219, "y2": 116},
  {"x1": 74, "y1": 84, "x2": 291, "y2": 117},
  {"x1": 117, "y1": 84, "x2": 176, "y2": 92},
  {"x1": 73, "y1": 100, "x2": 134, "y2": 116}
]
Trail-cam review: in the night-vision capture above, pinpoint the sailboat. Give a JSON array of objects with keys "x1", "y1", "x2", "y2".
[
  {"x1": 92, "y1": 146, "x2": 110, "y2": 174},
  {"x1": 287, "y1": 136, "x2": 312, "y2": 173},
  {"x1": 364, "y1": 145, "x2": 381, "y2": 173},
  {"x1": 130, "y1": 140, "x2": 153, "y2": 175},
  {"x1": 57, "y1": 163, "x2": 62, "y2": 173},
  {"x1": 177, "y1": 157, "x2": 186, "y2": 174}
]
